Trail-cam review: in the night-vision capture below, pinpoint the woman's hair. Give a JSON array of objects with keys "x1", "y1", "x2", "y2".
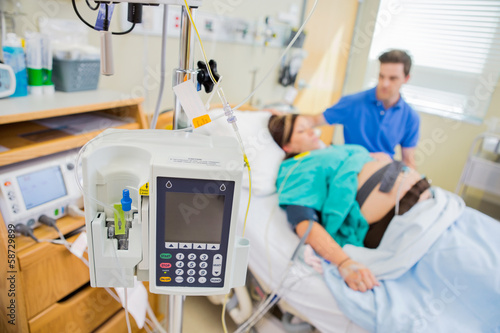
[{"x1": 268, "y1": 114, "x2": 299, "y2": 150}]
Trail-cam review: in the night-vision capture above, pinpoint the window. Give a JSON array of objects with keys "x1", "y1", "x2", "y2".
[{"x1": 365, "y1": 0, "x2": 500, "y2": 123}]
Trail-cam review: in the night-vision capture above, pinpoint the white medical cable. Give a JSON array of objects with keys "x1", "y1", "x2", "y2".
[
  {"x1": 39, "y1": 224, "x2": 135, "y2": 333},
  {"x1": 235, "y1": 156, "x2": 312, "y2": 333},
  {"x1": 68, "y1": 204, "x2": 85, "y2": 217},
  {"x1": 239, "y1": 268, "x2": 320, "y2": 332},
  {"x1": 147, "y1": 303, "x2": 168, "y2": 333},
  {"x1": 143, "y1": 318, "x2": 154, "y2": 333},
  {"x1": 105, "y1": 287, "x2": 122, "y2": 303},
  {"x1": 39, "y1": 239, "x2": 67, "y2": 245},
  {"x1": 235, "y1": 221, "x2": 314, "y2": 333},
  {"x1": 144, "y1": 323, "x2": 153, "y2": 333},
  {"x1": 204, "y1": 76, "x2": 223, "y2": 110},
  {"x1": 150, "y1": 4, "x2": 169, "y2": 130},
  {"x1": 232, "y1": 0, "x2": 318, "y2": 111},
  {"x1": 124, "y1": 289, "x2": 132, "y2": 333},
  {"x1": 395, "y1": 167, "x2": 410, "y2": 216}
]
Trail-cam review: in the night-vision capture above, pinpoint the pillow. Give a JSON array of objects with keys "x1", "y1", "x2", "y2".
[{"x1": 194, "y1": 110, "x2": 285, "y2": 196}]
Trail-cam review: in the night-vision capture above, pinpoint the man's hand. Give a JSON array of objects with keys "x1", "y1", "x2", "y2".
[
  {"x1": 263, "y1": 108, "x2": 285, "y2": 116},
  {"x1": 369, "y1": 152, "x2": 393, "y2": 162},
  {"x1": 401, "y1": 147, "x2": 416, "y2": 170},
  {"x1": 338, "y1": 259, "x2": 380, "y2": 292}
]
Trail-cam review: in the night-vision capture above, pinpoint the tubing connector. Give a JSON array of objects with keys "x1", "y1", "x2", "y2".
[
  {"x1": 223, "y1": 103, "x2": 237, "y2": 124},
  {"x1": 121, "y1": 189, "x2": 132, "y2": 212}
]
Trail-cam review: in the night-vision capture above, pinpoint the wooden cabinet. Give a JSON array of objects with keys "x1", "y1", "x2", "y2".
[
  {"x1": 0, "y1": 91, "x2": 160, "y2": 333},
  {"x1": 0, "y1": 90, "x2": 147, "y2": 167}
]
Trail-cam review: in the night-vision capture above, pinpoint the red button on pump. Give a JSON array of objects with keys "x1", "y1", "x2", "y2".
[
  {"x1": 4, "y1": 181, "x2": 11, "y2": 187},
  {"x1": 160, "y1": 263, "x2": 172, "y2": 269}
]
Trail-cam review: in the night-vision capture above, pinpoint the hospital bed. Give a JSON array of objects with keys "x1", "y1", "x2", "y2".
[
  {"x1": 187, "y1": 108, "x2": 500, "y2": 332},
  {"x1": 195, "y1": 110, "x2": 368, "y2": 333}
]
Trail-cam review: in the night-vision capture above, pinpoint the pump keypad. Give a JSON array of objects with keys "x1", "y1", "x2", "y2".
[{"x1": 157, "y1": 245, "x2": 225, "y2": 288}]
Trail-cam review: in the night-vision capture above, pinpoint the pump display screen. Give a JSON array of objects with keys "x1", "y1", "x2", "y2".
[
  {"x1": 17, "y1": 166, "x2": 67, "y2": 210},
  {"x1": 155, "y1": 177, "x2": 236, "y2": 289},
  {"x1": 164, "y1": 192, "x2": 225, "y2": 243}
]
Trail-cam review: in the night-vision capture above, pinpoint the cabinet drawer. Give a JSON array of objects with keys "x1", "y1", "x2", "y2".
[
  {"x1": 94, "y1": 309, "x2": 142, "y2": 333},
  {"x1": 28, "y1": 286, "x2": 122, "y2": 333},
  {"x1": 18, "y1": 233, "x2": 90, "y2": 318}
]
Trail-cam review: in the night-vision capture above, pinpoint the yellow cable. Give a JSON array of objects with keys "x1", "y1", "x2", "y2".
[
  {"x1": 182, "y1": 0, "x2": 218, "y2": 85},
  {"x1": 181, "y1": 6, "x2": 253, "y2": 330},
  {"x1": 242, "y1": 154, "x2": 251, "y2": 238},
  {"x1": 222, "y1": 293, "x2": 229, "y2": 333}
]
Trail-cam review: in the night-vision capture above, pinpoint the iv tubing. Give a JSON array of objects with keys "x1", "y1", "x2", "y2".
[
  {"x1": 47, "y1": 227, "x2": 134, "y2": 333},
  {"x1": 147, "y1": 303, "x2": 167, "y2": 333},
  {"x1": 235, "y1": 158, "x2": 309, "y2": 332},
  {"x1": 124, "y1": 289, "x2": 132, "y2": 333},
  {"x1": 222, "y1": 293, "x2": 229, "y2": 333},
  {"x1": 235, "y1": 220, "x2": 314, "y2": 333},
  {"x1": 179, "y1": 0, "x2": 254, "y2": 239}
]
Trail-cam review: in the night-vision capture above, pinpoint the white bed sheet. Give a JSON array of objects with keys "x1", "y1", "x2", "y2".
[{"x1": 237, "y1": 188, "x2": 368, "y2": 333}]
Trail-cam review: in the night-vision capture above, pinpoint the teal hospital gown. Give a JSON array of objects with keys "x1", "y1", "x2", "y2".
[{"x1": 276, "y1": 145, "x2": 374, "y2": 247}]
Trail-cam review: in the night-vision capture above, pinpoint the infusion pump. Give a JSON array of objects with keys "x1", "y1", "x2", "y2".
[{"x1": 82, "y1": 129, "x2": 249, "y2": 295}]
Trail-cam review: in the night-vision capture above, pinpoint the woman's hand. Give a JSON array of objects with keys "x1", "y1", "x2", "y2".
[{"x1": 338, "y1": 259, "x2": 380, "y2": 292}]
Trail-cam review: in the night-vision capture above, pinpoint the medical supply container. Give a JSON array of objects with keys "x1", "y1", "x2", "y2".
[
  {"x1": 52, "y1": 58, "x2": 100, "y2": 92},
  {"x1": 2, "y1": 33, "x2": 28, "y2": 97},
  {"x1": 25, "y1": 32, "x2": 44, "y2": 95}
]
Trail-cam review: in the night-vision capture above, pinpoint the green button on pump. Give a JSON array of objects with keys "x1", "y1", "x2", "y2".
[
  {"x1": 160, "y1": 253, "x2": 172, "y2": 259},
  {"x1": 54, "y1": 208, "x2": 59, "y2": 216}
]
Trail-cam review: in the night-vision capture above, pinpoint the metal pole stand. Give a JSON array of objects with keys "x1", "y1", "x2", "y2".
[
  {"x1": 173, "y1": 5, "x2": 197, "y2": 130},
  {"x1": 168, "y1": 295, "x2": 185, "y2": 333}
]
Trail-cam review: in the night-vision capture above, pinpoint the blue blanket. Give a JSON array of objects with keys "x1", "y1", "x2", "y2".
[{"x1": 323, "y1": 198, "x2": 500, "y2": 332}]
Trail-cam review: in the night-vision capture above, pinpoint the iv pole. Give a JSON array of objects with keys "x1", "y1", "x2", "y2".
[
  {"x1": 173, "y1": 5, "x2": 197, "y2": 130},
  {"x1": 168, "y1": 5, "x2": 197, "y2": 332}
]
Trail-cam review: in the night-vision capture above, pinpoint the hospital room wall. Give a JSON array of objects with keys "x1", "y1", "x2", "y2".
[
  {"x1": 341, "y1": 0, "x2": 499, "y2": 193},
  {"x1": 16, "y1": 0, "x2": 302, "y2": 117}
]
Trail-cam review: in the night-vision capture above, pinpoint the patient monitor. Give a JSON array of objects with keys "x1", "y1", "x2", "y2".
[
  {"x1": 82, "y1": 129, "x2": 249, "y2": 295},
  {"x1": 0, "y1": 150, "x2": 81, "y2": 228}
]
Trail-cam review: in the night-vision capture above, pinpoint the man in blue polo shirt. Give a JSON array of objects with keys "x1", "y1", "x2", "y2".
[{"x1": 308, "y1": 50, "x2": 419, "y2": 169}]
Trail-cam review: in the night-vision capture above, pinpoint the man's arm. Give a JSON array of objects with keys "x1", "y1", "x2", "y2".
[
  {"x1": 301, "y1": 113, "x2": 327, "y2": 128},
  {"x1": 401, "y1": 147, "x2": 416, "y2": 169},
  {"x1": 295, "y1": 220, "x2": 379, "y2": 292}
]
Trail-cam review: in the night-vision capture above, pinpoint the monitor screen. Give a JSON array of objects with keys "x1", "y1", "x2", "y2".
[
  {"x1": 17, "y1": 166, "x2": 67, "y2": 210},
  {"x1": 164, "y1": 192, "x2": 225, "y2": 243}
]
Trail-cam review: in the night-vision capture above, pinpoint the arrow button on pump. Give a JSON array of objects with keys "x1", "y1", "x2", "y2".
[
  {"x1": 207, "y1": 244, "x2": 220, "y2": 250},
  {"x1": 212, "y1": 254, "x2": 223, "y2": 276}
]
